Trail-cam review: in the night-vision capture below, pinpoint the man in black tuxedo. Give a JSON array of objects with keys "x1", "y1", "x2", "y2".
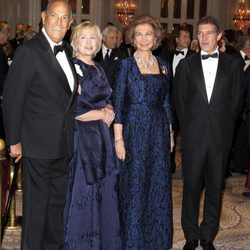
[
  {"x1": 94, "y1": 25, "x2": 126, "y2": 90},
  {"x1": 168, "y1": 24, "x2": 195, "y2": 173},
  {"x1": 171, "y1": 24, "x2": 194, "y2": 77},
  {"x1": 9, "y1": 23, "x2": 27, "y2": 59},
  {"x1": 230, "y1": 35, "x2": 250, "y2": 175},
  {"x1": 0, "y1": 21, "x2": 9, "y2": 139},
  {"x1": 0, "y1": 21, "x2": 9, "y2": 96},
  {"x1": 173, "y1": 16, "x2": 244, "y2": 250},
  {"x1": 2, "y1": 1, "x2": 77, "y2": 249},
  {"x1": 243, "y1": 62, "x2": 250, "y2": 197}
]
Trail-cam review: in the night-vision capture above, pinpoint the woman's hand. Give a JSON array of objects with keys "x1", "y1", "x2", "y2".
[
  {"x1": 115, "y1": 138, "x2": 126, "y2": 161},
  {"x1": 102, "y1": 106, "x2": 115, "y2": 127}
]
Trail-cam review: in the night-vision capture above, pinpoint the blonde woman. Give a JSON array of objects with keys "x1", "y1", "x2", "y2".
[{"x1": 63, "y1": 21, "x2": 121, "y2": 250}]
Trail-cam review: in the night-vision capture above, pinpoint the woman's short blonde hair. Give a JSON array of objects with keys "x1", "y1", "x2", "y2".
[
  {"x1": 127, "y1": 15, "x2": 163, "y2": 50},
  {"x1": 71, "y1": 21, "x2": 102, "y2": 57}
]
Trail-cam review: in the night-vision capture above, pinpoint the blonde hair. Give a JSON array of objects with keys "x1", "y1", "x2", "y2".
[{"x1": 71, "y1": 21, "x2": 102, "y2": 57}]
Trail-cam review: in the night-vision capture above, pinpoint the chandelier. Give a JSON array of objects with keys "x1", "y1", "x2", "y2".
[
  {"x1": 115, "y1": 0, "x2": 136, "y2": 26},
  {"x1": 233, "y1": 0, "x2": 250, "y2": 30}
]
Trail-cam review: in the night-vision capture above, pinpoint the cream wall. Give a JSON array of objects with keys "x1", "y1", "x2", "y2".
[{"x1": 0, "y1": 0, "x2": 246, "y2": 38}]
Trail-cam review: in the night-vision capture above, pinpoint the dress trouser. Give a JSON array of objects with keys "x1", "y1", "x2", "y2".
[
  {"x1": 21, "y1": 156, "x2": 69, "y2": 250},
  {"x1": 181, "y1": 134, "x2": 229, "y2": 242}
]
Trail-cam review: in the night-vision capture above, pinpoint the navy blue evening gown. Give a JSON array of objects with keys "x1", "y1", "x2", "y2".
[
  {"x1": 63, "y1": 58, "x2": 121, "y2": 250},
  {"x1": 113, "y1": 56, "x2": 173, "y2": 250}
]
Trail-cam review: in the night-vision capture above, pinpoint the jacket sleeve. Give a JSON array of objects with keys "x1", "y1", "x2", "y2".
[
  {"x1": 172, "y1": 59, "x2": 189, "y2": 124},
  {"x1": 231, "y1": 58, "x2": 245, "y2": 121},
  {"x1": 2, "y1": 45, "x2": 34, "y2": 145}
]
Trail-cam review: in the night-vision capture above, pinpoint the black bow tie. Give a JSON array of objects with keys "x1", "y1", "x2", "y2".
[
  {"x1": 54, "y1": 43, "x2": 66, "y2": 55},
  {"x1": 174, "y1": 50, "x2": 184, "y2": 56},
  {"x1": 244, "y1": 55, "x2": 250, "y2": 61},
  {"x1": 201, "y1": 53, "x2": 218, "y2": 60}
]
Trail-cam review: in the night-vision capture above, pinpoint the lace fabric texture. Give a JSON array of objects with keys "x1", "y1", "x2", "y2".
[
  {"x1": 113, "y1": 56, "x2": 173, "y2": 250},
  {"x1": 63, "y1": 58, "x2": 121, "y2": 250}
]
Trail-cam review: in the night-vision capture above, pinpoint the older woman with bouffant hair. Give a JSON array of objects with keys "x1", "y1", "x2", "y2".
[
  {"x1": 70, "y1": 21, "x2": 102, "y2": 57},
  {"x1": 113, "y1": 14, "x2": 174, "y2": 250},
  {"x1": 127, "y1": 14, "x2": 164, "y2": 50},
  {"x1": 63, "y1": 20, "x2": 121, "y2": 250}
]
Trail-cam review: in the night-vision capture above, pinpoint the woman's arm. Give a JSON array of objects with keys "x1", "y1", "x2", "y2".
[
  {"x1": 75, "y1": 109, "x2": 106, "y2": 122},
  {"x1": 113, "y1": 123, "x2": 125, "y2": 161},
  {"x1": 76, "y1": 108, "x2": 115, "y2": 127}
]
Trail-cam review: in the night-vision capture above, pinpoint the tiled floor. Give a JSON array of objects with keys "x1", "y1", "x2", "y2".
[
  {"x1": 1, "y1": 140, "x2": 250, "y2": 250},
  {"x1": 1, "y1": 174, "x2": 250, "y2": 250}
]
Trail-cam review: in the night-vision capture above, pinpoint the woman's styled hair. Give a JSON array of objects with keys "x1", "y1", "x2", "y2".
[
  {"x1": 127, "y1": 15, "x2": 164, "y2": 50},
  {"x1": 71, "y1": 21, "x2": 102, "y2": 57}
]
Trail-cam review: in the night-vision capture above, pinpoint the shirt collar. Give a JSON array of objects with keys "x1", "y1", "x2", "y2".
[
  {"x1": 240, "y1": 50, "x2": 247, "y2": 59},
  {"x1": 201, "y1": 46, "x2": 219, "y2": 56}
]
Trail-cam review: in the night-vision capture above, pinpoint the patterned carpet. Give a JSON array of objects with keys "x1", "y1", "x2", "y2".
[
  {"x1": 1, "y1": 174, "x2": 249, "y2": 250},
  {"x1": 172, "y1": 176, "x2": 250, "y2": 250}
]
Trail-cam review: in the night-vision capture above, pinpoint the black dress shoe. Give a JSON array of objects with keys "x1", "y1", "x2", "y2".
[
  {"x1": 200, "y1": 240, "x2": 215, "y2": 250},
  {"x1": 183, "y1": 240, "x2": 198, "y2": 250},
  {"x1": 242, "y1": 191, "x2": 250, "y2": 197}
]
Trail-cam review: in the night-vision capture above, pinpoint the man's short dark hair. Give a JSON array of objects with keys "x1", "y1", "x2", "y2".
[
  {"x1": 237, "y1": 35, "x2": 250, "y2": 50},
  {"x1": 197, "y1": 15, "x2": 222, "y2": 34},
  {"x1": 172, "y1": 23, "x2": 192, "y2": 39}
]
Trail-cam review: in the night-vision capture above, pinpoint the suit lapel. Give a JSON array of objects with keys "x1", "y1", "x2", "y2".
[
  {"x1": 38, "y1": 32, "x2": 77, "y2": 109},
  {"x1": 65, "y1": 48, "x2": 78, "y2": 110},
  {"x1": 210, "y1": 52, "x2": 226, "y2": 104},
  {"x1": 192, "y1": 53, "x2": 208, "y2": 102},
  {"x1": 38, "y1": 32, "x2": 72, "y2": 96}
]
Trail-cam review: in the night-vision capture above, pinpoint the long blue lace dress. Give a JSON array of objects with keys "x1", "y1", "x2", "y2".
[
  {"x1": 63, "y1": 58, "x2": 121, "y2": 250},
  {"x1": 113, "y1": 56, "x2": 173, "y2": 250}
]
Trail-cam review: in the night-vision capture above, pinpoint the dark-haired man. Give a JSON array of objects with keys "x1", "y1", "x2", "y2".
[
  {"x1": 2, "y1": 1, "x2": 77, "y2": 249},
  {"x1": 173, "y1": 16, "x2": 244, "y2": 250},
  {"x1": 171, "y1": 24, "x2": 194, "y2": 76},
  {"x1": 230, "y1": 35, "x2": 250, "y2": 175}
]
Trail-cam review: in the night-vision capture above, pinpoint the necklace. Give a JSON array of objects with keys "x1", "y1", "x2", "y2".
[{"x1": 134, "y1": 51, "x2": 154, "y2": 68}]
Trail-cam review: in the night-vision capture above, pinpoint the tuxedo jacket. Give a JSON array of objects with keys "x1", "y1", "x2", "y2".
[
  {"x1": 232, "y1": 51, "x2": 246, "y2": 67},
  {"x1": 173, "y1": 52, "x2": 244, "y2": 155},
  {"x1": 245, "y1": 65, "x2": 250, "y2": 144},
  {"x1": 168, "y1": 49, "x2": 195, "y2": 79},
  {"x1": 2, "y1": 31, "x2": 77, "y2": 159},
  {"x1": 94, "y1": 47, "x2": 126, "y2": 90}
]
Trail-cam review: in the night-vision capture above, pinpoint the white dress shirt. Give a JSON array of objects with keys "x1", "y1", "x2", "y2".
[
  {"x1": 240, "y1": 50, "x2": 249, "y2": 64},
  {"x1": 102, "y1": 45, "x2": 111, "y2": 60},
  {"x1": 173, "y1": 48, "x2": 188, "y2": 76},
  {"x1": 42, "y1": 28, "x2": 74, "y2": 92},
  {"x1": 201, "y1": 48, "x2": 219, "y2": 103}
]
